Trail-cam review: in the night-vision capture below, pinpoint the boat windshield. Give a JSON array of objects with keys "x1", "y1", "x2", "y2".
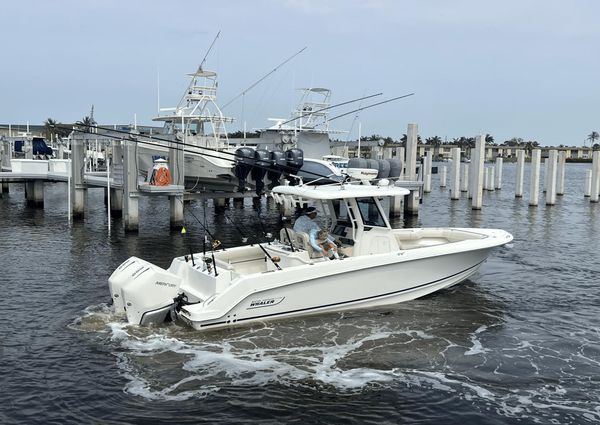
[{"x1": 356, "y1": 197, "x2": 387, "y2": 227}]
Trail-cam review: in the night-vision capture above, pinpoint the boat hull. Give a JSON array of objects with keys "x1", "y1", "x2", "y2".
[{"x1": 179, "y1": 247, "x2": 492, "y2": 331}]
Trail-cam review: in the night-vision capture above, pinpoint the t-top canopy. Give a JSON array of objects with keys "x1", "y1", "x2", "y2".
[{"x1": 272, "y1": 183, "x2": 410, "y2": 200}]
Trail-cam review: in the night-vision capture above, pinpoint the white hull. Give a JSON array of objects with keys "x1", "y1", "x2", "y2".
[
  {"x1": 137, "y1": 144, "x2": 239, "y2": 191},
  {"x1": 109, "y1": 227, "x2": 511, "y2": 331},
  {"x1": 180, "y1": 247, "x2": 490, "y2": 331}
]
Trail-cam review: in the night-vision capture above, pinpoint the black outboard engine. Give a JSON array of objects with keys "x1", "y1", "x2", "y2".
[
  {"x1": 285, "y1": 148, "x2": 304, "y2": 185},
  {"x1": 267, "y1": 150, "x2": 286, "y2": 189},
  {"x1": 234, "y1": 147, "x2": 255, "y2": 192},
  {"x1": 251, "y1": 149, "x2": 270, "y2": 195},
  {"x1": 376, "y1": 159, "x2": 391, "y2": 179}
]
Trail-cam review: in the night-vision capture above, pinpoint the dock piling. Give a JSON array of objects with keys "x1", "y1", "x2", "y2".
[
  {"x1": 546, "y1": 149, "x2": 558, "y2": 205},
  {"x1": 471, "y1": 135, "x2": 485, "y2": 210},
  {"x1": 591, "y1": 151, "x2": 600, "y2": 203},
  {"x1": 494, "y1": 157, "x2": 503, "y2": 190},
  {"x1": 529, "y1": 149, "x2": 541, "y2": 206},
  {"x1": 450, "y1": 148, "x2": 460, "y2": 200},
  {"x1": 123, "y1": 140, "x2": 139, "y2": 231},
  {"x1": 515, "y1": 150, "x2": 525, "y2": 197}
]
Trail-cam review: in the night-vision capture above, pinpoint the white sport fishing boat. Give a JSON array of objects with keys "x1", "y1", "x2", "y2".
[{"x1": 108, "y1": 180, "x2": 513, "y2": 331}]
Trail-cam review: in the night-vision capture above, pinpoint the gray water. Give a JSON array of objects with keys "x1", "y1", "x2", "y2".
[{"x1": 1, "y1": 163, "x2": 599, "y2": 424}]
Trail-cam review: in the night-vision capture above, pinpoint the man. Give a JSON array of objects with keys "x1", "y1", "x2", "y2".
[
  {"x1": 292, "y1": 206, "x2": 319, "y2": 234},
  {"x1": 293, "y1": 207, "x2": 341, "y2": 259}
]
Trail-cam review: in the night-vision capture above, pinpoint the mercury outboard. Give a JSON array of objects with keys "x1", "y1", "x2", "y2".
[
  {"x1": 234, "y1": 147, "x2": 255, "y2": 192},
  {"x1": 285, "y1": 148, "x2": 304, "y2": 184},
  {"x1": 267, "y1": 150, "x2": 286, "y2": 189},
  {"x1": 251, "y1": 149, "x2": 270, "y2": 194}
]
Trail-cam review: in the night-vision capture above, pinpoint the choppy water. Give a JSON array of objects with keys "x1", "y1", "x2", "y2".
[{"x1": 1, "y1": 163, "x2": 599, "y2": 424}]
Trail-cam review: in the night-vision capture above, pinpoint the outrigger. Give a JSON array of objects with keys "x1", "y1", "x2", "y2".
[{"x1": 108, "y1": 179, "x2": 513, "y2": 331}]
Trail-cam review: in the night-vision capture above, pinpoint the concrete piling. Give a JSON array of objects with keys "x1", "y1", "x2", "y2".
[
  {"x1": 546, "y1": 149, "x2": 558, "y2": 205},
  {"x1": 591, "y1": 151, "x2": 600, "y2": 203},
  {"x1": 494, "y1": 157, "x2": 503, "y2": 190},
  {"x1": 450, "y1": 148, "x2": 460, "y2": 200},
  {"x1": 423, "y1": 153, "x2": 432, "y2": 193},
  {"x1": 584, "y1": 170, "x2": 592, "y2": 197},
  {"x1": 440, "y1": 165, "x2": 447, "y2": 188},
  {"x1": 471, "y1": 135, "x2": 485, "y2": 210},
  {"x1": 515, "y1": 150, "x2": 525, "y2": 197},
  {"x1": 169, "y1": 140, "x2": 184, "y2": 229},
  {"x1": 460, "y1": 163, "x2": 469, "y2": 193},
  {"x1": 404, "y1": 123, "x2": 419, "y2": 216},
  {"x1": 70, "y1": 135, "x2": 85, "y2": 218},
  {"x1": 123, "y1": 140, "x2": 139, "y2": 231},
  {"x1": 557, "y1": 151, "x2": 566, "y2": 196},
  {"x1": 529, "y1": 149, "x2": 541, "y2": 207}
]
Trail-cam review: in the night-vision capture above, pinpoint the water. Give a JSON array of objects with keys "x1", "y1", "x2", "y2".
[{"x1": 1, "y1": 163, "x2": 599, "y2": 424}]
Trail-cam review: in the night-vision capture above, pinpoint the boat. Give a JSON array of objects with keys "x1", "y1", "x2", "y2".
[{"x1": 108, "y1": 179, "x2": 513, "y2": 330}]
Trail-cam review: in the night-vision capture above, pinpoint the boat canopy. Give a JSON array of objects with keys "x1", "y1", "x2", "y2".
[{"x1": 272, "y1": 183, "x2": 410, "y2": 200}]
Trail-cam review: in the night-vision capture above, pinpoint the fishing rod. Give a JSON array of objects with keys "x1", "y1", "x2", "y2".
[
  {"x1": 57, "y1": 124, "x2": 332, "y2": 181},
  {"x1": 328, "y1": 93, "x2": 415, "y2": 122},
  {"x1": 253, "y1": 205, "x2": 273, "y2": 245},
  {"x1": 221, "y1": 46, "x2": 308, "y2": 110},
  {"x1": 276, "y1": 92, "x2": 383, "y2": 127},
  {"x1": 224, "y1": 213, "x2": 282, "y2": 270}
]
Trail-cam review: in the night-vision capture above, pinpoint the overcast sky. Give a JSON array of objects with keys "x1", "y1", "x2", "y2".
[{"x1": 2, "y1": 0, "x2": 599, "y2": 146}]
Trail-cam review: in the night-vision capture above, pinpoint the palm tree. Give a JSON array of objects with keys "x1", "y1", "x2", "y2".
[
  {"x1": 587, "y1": 131, "x2": 599, "y2": 148},
  {"x1": 44, "y1": 118, "x2": 71, "y2": 140},
  {"x1": 76, "y1": 115, "x2": 97, "y2": 133}
]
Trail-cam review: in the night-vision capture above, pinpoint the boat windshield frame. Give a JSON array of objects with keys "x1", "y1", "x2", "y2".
[{"x1": 355, "y1": 197, "x2": 388, "y2": 228}]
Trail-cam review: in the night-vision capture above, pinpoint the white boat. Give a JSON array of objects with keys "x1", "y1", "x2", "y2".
[
  {"x1": 136, "y1": 67, "x2": 241, "y2": 191},
  {"x1": 108, "y1": 180, "x2": 513, "y2": 331}
]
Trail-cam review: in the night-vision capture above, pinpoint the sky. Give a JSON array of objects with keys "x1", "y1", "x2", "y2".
[{"x1": 1, "y1": 0, "x2": 599, "y2": 147}]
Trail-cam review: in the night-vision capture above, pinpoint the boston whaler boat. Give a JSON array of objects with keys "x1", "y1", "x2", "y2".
[{"x1": 108, "y1": 180, "x2": 513, "y2": 330}]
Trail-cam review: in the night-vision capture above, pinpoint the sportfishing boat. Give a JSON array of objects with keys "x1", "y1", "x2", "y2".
[{"x1": 108, "y1": 180, "x2": 513, "y2": 330}]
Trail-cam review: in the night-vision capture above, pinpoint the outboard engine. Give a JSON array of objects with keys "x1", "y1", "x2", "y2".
[
  {"x1": 251, "y1": 149, "x2": 270, "y2": 194},
  {"x1": 234, "y1": 147, "x2": 255, "y2": 192},
  {"x1": 376, "y1": 159, "x2": 391, "y2": 179},
  {"x1": 267, "y1": 150, "x2": 286, "y2": 189},
  {"x1": 108, "y1": 257, "x2": 183, "y2": 325},
  {"x1": 367, "y1": 159, "x2": 380, "y2": 174},
  {"x1": 387, "y1": 158, "x2": 402, "y2": 179},
  {"x1": 285, "y1": 148, "x2": 304, "y2": 184},
  {"x1": 347, "y1": 158, "x2": 367, "y2": 169}
]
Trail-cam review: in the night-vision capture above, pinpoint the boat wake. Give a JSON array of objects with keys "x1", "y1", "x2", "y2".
[{"x1": 71, "y1": 305, "x2": 600, "y2": 424}]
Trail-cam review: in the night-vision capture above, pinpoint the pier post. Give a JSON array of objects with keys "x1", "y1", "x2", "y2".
[
  {"x1": 390, "y1": 195, "x2": 403, "y2": 217},
  {"x1": 471, "y1": 135, "x2": 484, "y2": 210},
  {"x1": 110, "y1": 140, "x2": 123, "y2": 217},
  {"x1": 215, "y1": 198, "x2": 226, "y2": 211},
  {"x1": 404, "y1": 124, "x2": 419, "y2": 215},
  {"x1": 485, "y1": 167, "x2": 495, "y2": 191},
  {"x1": 1, "y1": 140, "x2": 10, "y2": 193},
  {"x1": 71, "y1": 134, "x2": 86, "y2": 218},
  {"x1": 123, "y1": 140, "x2": 139, "y2": 231},
  {"x1": 460, "y1": 163, "x2": 469, "y2": 192},
  {"x1": 529, "y1": 149, "x2": 541, "y2": 206},
  {"x1": 584, "y1": 170, "x2": 592, "y2": 197},
  {"x1": 557, "y1": 151, "x2": 566, "y2": 196},
  {"x1": 423, "y1": 153, "x2": 432, "y2": 193},
  {"x1": 395, "y1": 147, "x2": 405, "y2": 178},
  {"x1": 169, "y1": 140, "x2": 184, "y2": 229},
  {"x1": 591, "y1": 151, "x2": 600, "y2": 203},
  {"x1": 440, "y1": 165, "x2": 447, "y2": 188},
  {"x1": 515, "y1": 150, "x2": 525, "y2": 197},
  {"x1": 450, "y1": 148, "x2": 460, "y2": 200},
  {"x1": 543, "y1": 158, "x2": 549, "y2": 193},
  {"x1": 494, "y1": 157, "x2": 503, "y2": 189},
  {"x1": 546, "y1": 149, "x2": 558, "y2": 205}
]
